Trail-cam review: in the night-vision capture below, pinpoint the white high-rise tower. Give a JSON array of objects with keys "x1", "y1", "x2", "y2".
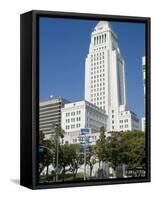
[{"x1": 85, "y1": 21, "x2": 139, "y2": 132}]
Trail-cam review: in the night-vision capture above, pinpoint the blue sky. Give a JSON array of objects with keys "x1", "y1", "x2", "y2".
[{"x1": 39, "y1": 17, "x2": 145, "y2": 118}]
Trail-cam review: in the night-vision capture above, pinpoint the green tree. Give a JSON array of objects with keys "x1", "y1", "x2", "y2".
[
  {"x1": 122, "y1": 131, "x2": 145, "y2": 171},
  {"x1": 39, "y1": 131, "x2": 54, "y2": 178},
  {"x1": 106, "y1": 131, "x2": 124, "y2": 171},
  {"x1": 106, "y1": 130, "x2": 146, "y2": 177},
  {"x1": 39, "y1": 125, "x2": 65, "y2": 181},
  {"x1": 59, "y1": 144, "x2": 75, "y2": 181},
  {"x1": 58, "y1": 144, "x2": 84, "y2": 181},
  {"x1": 95, "y1": 126, "x2": 107, "y2": 168},
  {"x1": 69, "y1": 144, "x2": 84, "y2": 179}
]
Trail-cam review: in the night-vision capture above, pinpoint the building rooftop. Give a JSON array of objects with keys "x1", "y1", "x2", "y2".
[
  {"x1": 62, "y1": 99, "x2": 106, "y2": 114},
  {"x1": 40, "y1": 96, "x2": 70, "y2": 106},
  {"x1": 93, "y1": 21, "x2": 117, "y2": 39}
]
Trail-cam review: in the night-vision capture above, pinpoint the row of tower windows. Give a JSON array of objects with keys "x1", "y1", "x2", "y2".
[
  {"x1": 91, "y1": 72, "x2": 105, "y2": 77},
  {"x1": 91, "y1": 82, "x2": 105, "y2": 87},
  {"x1": 91, "y1": 74, "x2": 105, "y2": 79},
  {"x1": 94, "y1": 34, "x2": 107, "y2": 45},
  {"x1": 93, "y1": 46, "x2": 106, "y2": 51},
  {"x1": 91, "y1": 93, "x2": 105, "y2": 98},
  {"x1": 91, "y1": 66, "x2": 105, "y2": 72},
  {"x1": 92, "y1": 99, "x2": 105, "y2": 104},
  {"x1": 91, "y1": 52, "x2": 104, "y2": 58},
  {"x1": 91, "y1": 80, "x2": 104, "y2": 84},
  {"x1": 91, "y1": 69, "x2": 105, "y2": 74},
  {"x1": 91, "y1": 56, "x2": 105, "y2": 61},
  {"x1": 91, "y1": 80, "x2": 105, "y2": 85},
  {"x1": 91, "y1": 88, "x2": 105, "y2": 92},
  {"x1": 91, "y1": 83, "x2": 105, "y2": 88},
  {"x1": 91, "y1": 67, "x2": 105, "y2": 71},
  {"x1": 91, "y1": 100, "x2": 105, "y2": 105},
  {"x1": 91, "y1": 60, "x2": 105, "y2": 65},
  {"x1": 91, "y1": 97, "x2": 105, "y2": 103},
  {"x1": 91, "y1": 93, "x2": 105, "y2": 99},
  {"x1": 93, "y1": 102, "x2": 105, "y2": 109},
  {"x1": 91, "y1": 64, "x2": 105, "y2": 68},
  {"x1": 91, "y1": 80, "x2": 105, "y2": 84}
]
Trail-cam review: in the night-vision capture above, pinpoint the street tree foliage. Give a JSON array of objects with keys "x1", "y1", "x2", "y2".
[
  {"x1": 39, "y1": 127, "x2": 146, "y2": 181},
  {"x1": 95, "y1": 126, "x2": 108, "y2": 168},
  {"x1": 106, "y1": 130, "x2": 146, "y2": 172},
  {"x1": 69, "y1": 144, "x2": 84, "y2": 178},
  {"x1": 39, "y1": 131, "x2": 53, "y2": 177},
  {"x1": 59, "y1": 144, "x2": 84, "y2": 181},
  {"x1": 39, "y1": 126, "x2": 64, "y2": 178}
]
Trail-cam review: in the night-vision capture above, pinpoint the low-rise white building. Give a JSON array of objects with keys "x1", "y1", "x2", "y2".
[
  {"x1": 118, "y1": 107, "x2": 140, "y2": 131},
  {"x1": 61, "y1": 100, "x2": 108, "y2": 144}
]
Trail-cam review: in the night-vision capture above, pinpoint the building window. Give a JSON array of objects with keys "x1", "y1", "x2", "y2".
[
  {"x1": 71, "y1": 124, "x2": 75, "y2": 129},
  {"x1": 76, "y1": 117, "x2": 81, "y2": 121},
  {"x1": 77, "y1": 110, "x2": 81, "y2": 115},
  {"x1": 66, "y1": 119, "x2": 70, "y2": 123},
  {"x1": 76, "y1": 123, "x2": 80, "y2": 128},
  {"x1": 66, "y1": 112, "x2": 70, "y2": 117},
  {"x1": 71, "y1": 112, "x2": 75, "y2": 116},
  {"x1": 65, "y1": 125, "x2": 70, "y2": 130},
  {"x1": 71, "y1": 118, "x2": 75, "y2": 122}
]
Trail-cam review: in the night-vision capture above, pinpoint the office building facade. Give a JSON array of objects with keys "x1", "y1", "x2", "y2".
[
  {"x1": 61, "y1": 100, "x2": 108, "y2": 144},
  {"x1": 39, "y1": 97, "x2": 69, "y2": 140}
]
